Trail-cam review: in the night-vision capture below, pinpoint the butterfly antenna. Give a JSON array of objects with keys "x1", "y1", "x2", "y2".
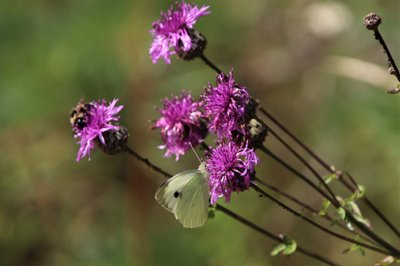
[{"x1": 189, "y1": 142, "x2": 202, "y2": 163}]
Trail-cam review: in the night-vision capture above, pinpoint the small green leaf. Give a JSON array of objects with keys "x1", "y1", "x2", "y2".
[
  {"x1": 270, "y1": 236, "x2": 297, "y2": 256},
  {"x1": 357, "y1": 185, "x2": 366, "y2": 198},
  {"x1": 319, "y1": 198, "x2": 331, "y2": 216},
  {"x1": 343, "y1": 244, "x2": 366, "y2": 256},
  {"x1": 345, "y1": 201, "x2": 372, "y2": 229},
  {"x1": 348, "y1": 185, "x2": 366, "y2": 201},
  {"x1": 271, "y1": 243, "x2": 286, "y2": 256},
  {"x1": 337, "y1": 207, "x2": 346, "y2": 220},
  {"x1": 323, "y1": 173, "x2": 338, "y2": 185},
  {"x1": 283, "y1": 239, "x2": 297, "y2": 255}
]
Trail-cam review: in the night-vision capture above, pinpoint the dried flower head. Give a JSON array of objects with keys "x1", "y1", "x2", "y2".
[
  {"x1": 96, "y1": 126, "x2": 129, "y2": 155},
  {"x1": 202, "y1": 71, "x2": 251, "y2": 138},
  {"x1": 150, "y1": 1, "x2": 210, "y2": 64},
  {"x1": 71, "y1": 99, "x2": 123, "y2": 161},
  {"x1": 206, "y1": 142, "x2": 259, "y2": 204},
  {"x1": 363, "y1": 13, "x2": 381, "y2": 31},
  {"x1": 153, "y1": 92, "x2": 207, "y2": 160}
]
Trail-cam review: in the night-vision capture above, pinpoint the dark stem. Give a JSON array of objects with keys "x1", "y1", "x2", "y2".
[
  {"x1": 250, "y1": 183, "x2": 390, "y2": 256},
  {"x1": 124, "y1": 145, "x2": 337, "y2": 264},
  {"x1": 372, "y1": 29, "x2": 400, "y2": 82},
  {"x1": 258, "y1": 146, "x2": 400, "y2": 255},
  {"x1": 344, "y1": 212, "x2": 400, "y2": 256},
  {"x1": 257, "y1": 107, "x2": 400, "y2": 246},
  {"x1": 258, "y1": 145, "x2": 333, "y2": 202},
  {"x1": 215, "y1": 204, "x2": 339, "y2": 266},
  {"x1": 124, "y1": 146, "x2": 171, "y2": 178},
  {"x1": 344, "y1": 172, "x2": 400, "y2": 239},
  {"x1": 259, "y1": 119, "x2": 338, "y2": 205},
  {"x1": 254, "y1": 177, "x2": 377, "y2": 245},
  {"x1": 199, "y1": 53, "x2": 223, "y2": 74},
  {"x1": 258, "y1": 106, "x2": 333, "y2": 173}
]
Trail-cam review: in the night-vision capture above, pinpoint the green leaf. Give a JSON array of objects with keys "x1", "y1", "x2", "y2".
[
  {"x1": 357, "y1": 185, "x2": 366, "y2": 198},
  {"x1": 319, "y1": 198, "x2": 331, "y2": 216},
  {"x1": 345, "y1": 201, "x2": 372, "y2": 229},
  {"x1": 342, "y1": 244, "x2": 366, "y2": 256},
  {"x1": 282, "y1": 239, "x2": 297, "y2": 255},
  {"x1": 348, "y1": 185, "x2": 366, "y2": 201},
  {"x1": 323, "y1": 173, "x2": 338, "y2": 185},
  {"x1": 337, "y1": 207, "x2": 346, "y2": 220},
  {"x1": 270, "y1": 236, "x2": 297, "y2": 256},
  {"x1": 270, "y1": 243, "x2": 286, "y2": 256}
]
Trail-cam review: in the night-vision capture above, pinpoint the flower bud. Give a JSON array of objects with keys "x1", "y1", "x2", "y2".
[
  {"x1": 96, "y1": 126, "x2": 129, "y2": 155},
  {"x1": 176, "y1": 29, "x2": 207, "y2": 61}
]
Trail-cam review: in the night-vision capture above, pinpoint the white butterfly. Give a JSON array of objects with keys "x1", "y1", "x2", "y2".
[{"x1": 155, "y1": 163, "x2": 209, "y2": 228}]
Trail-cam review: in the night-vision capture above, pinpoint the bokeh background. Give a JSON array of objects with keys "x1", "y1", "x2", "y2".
[{"x1": 0, "y1": 0, "x2": 399, "y2": 265}]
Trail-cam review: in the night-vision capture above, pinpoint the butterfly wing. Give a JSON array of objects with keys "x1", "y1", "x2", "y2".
[
  {"x1": 155, "y1": 170, "x2": 197, "y2": 215},
  {"x1": 175, "y1": 171, "x2": 209, "y2": 228},
  {"x1": 155, "y1": 170, "x2": 209, "y2": 228}
]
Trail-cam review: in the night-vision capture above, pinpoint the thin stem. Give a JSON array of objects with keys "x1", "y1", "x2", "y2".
[
  {"x1": 199, "y1": 53, "x2": 223, "y2": 74},
  {"x1": 258, "y1": 146, "x2": 400, "y2": 255},
  {"x1": 259, "y1": 120, "x2": 338, "y2": 205},
  {"x1": 215, "y1": 204, "x2": 339, "y2": 266},
  {"x1": 372, "y1": 29, "x2": 400, "y2": 82},
  {"x1": 258, "y1": 145, "x2": 333, "y2": 202},
  {"x1": 124, "y1": 146, "x2": 171, "y2": 178},
  {"x1": 344, "y1": 172, "x2": 400, "y2": 239},
  {"x1": 258, "y1": 106, "x2": 333, "y2": 173},
  {"x1": 250, "y1": 183, "x2": 390, "y2": 256},
  {"x1": 254, "y1": 177, "x2": 377, "y2": 245},
  {"x1": 124, "y1": 145, "x2": 337, "y2": 265},
  {"x1": 344, "y1": 212, "x2": 400, "y2": 256}
]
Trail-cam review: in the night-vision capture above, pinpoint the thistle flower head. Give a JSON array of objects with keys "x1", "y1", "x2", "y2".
[
  {"x1": 71, "y1": 99, "x2": 123, "y2": 161},
  {"x1": 206, "y1": 142, "x2": 259, "y2": 204},
  {"x1": 153, "y1": 92, "x2": 207, "y2": 160},
  {"x1": 150, "y1": 1, "x2": 210, "y2": 64},
  {"x1": 202, "y1": 71, "x2": 251, "y2": 138}
]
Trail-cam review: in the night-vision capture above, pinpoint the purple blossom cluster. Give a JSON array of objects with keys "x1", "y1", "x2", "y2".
[
  {"x1": 152, "y1": 71, "x2": 259, "y2": 203},
  {"x1": 71, "y1": 99, "x2": 123, "y2": 161},
  {"x1": 206, "y1": 142, "x2": 259, "y2": 204},
  {"x1": 150, "y1": 1, "x2": 210, "y2": 64},
  {"x1": 202, "y1": 71, "x2": 251, "y2": 139},
  {"x1": 152, "y1": 92, "x2": 207, "y2": 160},
  {"x1": 200, "y1": 71, "x2": 259, "y2": 203}
]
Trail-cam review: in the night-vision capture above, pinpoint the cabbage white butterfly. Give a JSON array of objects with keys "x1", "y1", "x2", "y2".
[{"x1": 155, "y1": 163, "x2": 209, "y2": 228}]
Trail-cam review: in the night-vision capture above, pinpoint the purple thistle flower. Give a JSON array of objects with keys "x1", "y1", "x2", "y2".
[
  {"x1": 150, "y1": 1, "x2": 210, "y2": 64},
  {"x1": 202, "y1": 71, "x2": 251, "y2": 139},
  {"x1": 153, "y1": 92, "x2": 207, "y2": 160},
  {"x1": 72, "y1": 99, "x2": 123, "y2": 161},
  {"x1": 206, "y1": 142, "x2": 259, "y2": 204}
]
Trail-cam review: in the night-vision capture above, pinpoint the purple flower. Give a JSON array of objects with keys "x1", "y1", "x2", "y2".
[
  {"x1": 150, "y1": 1, "x2": 210, "y2": 64},
  {"x1": 202, "y1": 71, "x2": 250, "y2": 138},
  {"x1": 72, "y1": 99, "x2": 123, "y2": 161},
  {"x1": 206, "y1": 142, "x2": 259, "y2": 204},
  {"x1": 153, "y1": 92, "x2": 207, "y2": 160}
]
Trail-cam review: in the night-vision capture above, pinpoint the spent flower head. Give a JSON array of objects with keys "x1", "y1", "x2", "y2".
[
  {"x1": 71, "y1": 99, "x2": 123, "y2": 161},
  {"x1": 202, "y1": 70, "x2": 251, "y2": 139},
  {"x1": 206, "y1": 141, "x2": 259, "y2": 204},
  {"x1": 153, "y1": 92, "x2": 207, "y2": 160},
  {"x1": 150, "y1": 1, "x2": 210, "y2": 64}
]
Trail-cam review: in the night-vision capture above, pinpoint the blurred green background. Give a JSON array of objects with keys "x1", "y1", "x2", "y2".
[{"x1": 0, "y1": 0, "x2": 399, "y2": 265}]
